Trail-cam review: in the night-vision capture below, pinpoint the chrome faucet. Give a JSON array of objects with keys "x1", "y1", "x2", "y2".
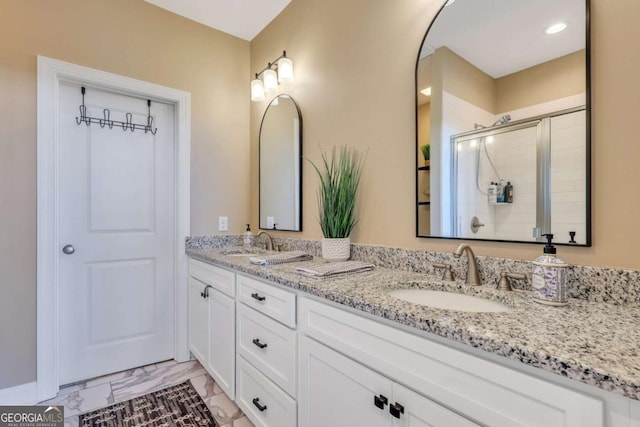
[
  {"x1": 256, "y1": 231, "x2": 275, "y2": 251},
  {"x1": 453, "y1": 244, "x2": 482, "y2": 286}
]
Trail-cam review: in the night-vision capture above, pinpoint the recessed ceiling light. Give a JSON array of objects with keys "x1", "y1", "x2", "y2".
[
  {"x1": 546, "y1": 22, "x2": 567, "y2": 34},
  {"x1": 420, "y1": 86, "x2": 432, "y2": 96}
]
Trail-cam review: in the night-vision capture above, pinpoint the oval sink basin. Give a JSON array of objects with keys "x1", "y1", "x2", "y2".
[{"x1": 388, "y1": 289, "x2": 510, "y2": 313}]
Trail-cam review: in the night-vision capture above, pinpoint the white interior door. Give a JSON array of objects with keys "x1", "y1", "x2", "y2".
[{"x1": 58, "y1": 82, "x2": 176, "y2": 385}]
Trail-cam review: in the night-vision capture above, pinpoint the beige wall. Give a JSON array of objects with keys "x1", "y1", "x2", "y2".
[
  {"x1": 417, "y1": 103, "x2": 431, "y2": 152},
  {"x1": 437, "y1": 46, "x2": 496, "y2": 113},
  {"x1": 420, "y1": 48, "x2": 585, "y2": 115},
  {"x1": 250, "y1": 0, "x2": 640, "y2": 269},
  {"x1": 0, "y1": 1, "x2": 249, "y2": 389},
  {"x1": 496, "y1": 50, "x2": 586, "y2": 113}
]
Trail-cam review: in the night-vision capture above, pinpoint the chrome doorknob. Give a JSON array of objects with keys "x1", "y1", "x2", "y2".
[{"x1": 62, "y1": 244, "x2": 75, "y2": 255}]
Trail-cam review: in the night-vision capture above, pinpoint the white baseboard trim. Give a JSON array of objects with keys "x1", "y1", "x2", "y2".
[{"x1": 0, "y1": 381, "x2": 38, "y2": 405}]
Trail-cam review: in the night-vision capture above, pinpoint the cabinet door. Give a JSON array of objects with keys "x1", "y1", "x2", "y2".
[
  {"x1": 299, "y1": 335, "x2": 391, "y2": 427},
  {"x1": 188, "y1": 277, "x2": 209, "y2": 364},
  {"x1": 392, "y1": 383, "x2": 479, "y2": 427},
  {"x1": 208, "y1": 288, "x2": 235, "y2": 400}
]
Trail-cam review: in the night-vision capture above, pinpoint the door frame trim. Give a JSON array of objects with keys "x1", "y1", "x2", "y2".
[{"x1": 36, "y1": 56, "x2": 191, "y2": 402}]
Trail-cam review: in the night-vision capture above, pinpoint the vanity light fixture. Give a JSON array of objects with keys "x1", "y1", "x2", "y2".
[
  {"x1": 250, "y1": 51, "x2": 294, "y2": 102},
  {"x1": 545, "y1": 22, "x2": 567, "y2": 34},
  {"x1": 263, "y1": 69, "x2": 278, "y2": 92},
  {"x1": 251, "y1": 79, "x2": 266, "y2": 102},
  {"x1": 420, "y1": 86, "x2": 432, "y2": 97}
]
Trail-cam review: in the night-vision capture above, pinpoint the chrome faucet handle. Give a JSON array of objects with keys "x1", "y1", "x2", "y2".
[
  {"x1": 433, "y1": 263, "x2": 455, "y2": 281},
  {"x1": 497, "y1": 272, "x2": 529, "y2": 291}
]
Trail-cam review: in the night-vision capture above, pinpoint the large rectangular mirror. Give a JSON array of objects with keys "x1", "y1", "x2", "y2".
[
  {"x1": 259, "y1": 94, "x2": 303, "y2": 231},
  {"x1": 416, "y1": 0, "x2": 590, "y2": 245}
]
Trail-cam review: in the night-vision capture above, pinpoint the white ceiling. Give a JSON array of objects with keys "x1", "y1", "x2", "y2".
[
  {"x1": 421, "y1": 0, "x2": 585, "y2": 78},
  {"x1": 144, "y1": 0, "x2": 292, "y2": 41}
]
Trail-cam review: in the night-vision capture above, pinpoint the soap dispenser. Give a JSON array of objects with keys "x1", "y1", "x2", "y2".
[
  {"x1": 531, "y1": 234, "x2": 568, "y2": 306},
  {"x1": 243, "y1": 224, "x2": 254, "y2": 249}
]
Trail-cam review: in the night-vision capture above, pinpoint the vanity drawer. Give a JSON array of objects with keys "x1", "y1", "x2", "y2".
[
  {"x1": 237, "y1": 274, "x2": 296, "y2": 327},
  {"x1": 189, "y1": 259, "x2": 235, "y2": 298},
  {"x1": 236, "y1": 355, "x2": 297, "y2": 427},
  {"x1": 237, "y1": 304, "x2": 297, "y2": 397}
]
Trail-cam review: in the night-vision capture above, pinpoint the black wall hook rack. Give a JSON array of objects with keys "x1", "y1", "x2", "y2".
[{"x1": 75, "y1": 87, "x2": 158, "y2": 135}]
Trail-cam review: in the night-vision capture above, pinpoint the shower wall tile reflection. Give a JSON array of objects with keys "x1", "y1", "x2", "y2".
[{"x1": 443, "y1": 92, "x2": 586, "y2": 242}]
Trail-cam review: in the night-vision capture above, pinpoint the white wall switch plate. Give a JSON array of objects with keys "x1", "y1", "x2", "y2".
[
  {"x1": 218, "y1": 216, "x2": 228, "y2": 231},
  {"x1": 267, "y1": 216, "x2": 275, "y2": 229}
]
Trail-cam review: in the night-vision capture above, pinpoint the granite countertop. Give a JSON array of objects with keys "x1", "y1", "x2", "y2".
[{"x1": 187, "y1": 247, "x2": 640, "y2": 401}]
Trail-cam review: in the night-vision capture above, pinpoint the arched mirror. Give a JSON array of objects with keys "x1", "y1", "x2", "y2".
[
  {"x1": 416, "y1": 0, "x2": 590, "y2": 245},
  {"x1": 259, "y1": 95, "x2": 303, "y2": 231}
]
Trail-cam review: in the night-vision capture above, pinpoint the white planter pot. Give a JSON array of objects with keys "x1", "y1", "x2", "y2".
[{"x1": 322, "y1": 237, "x2": 351, "y2": 262}]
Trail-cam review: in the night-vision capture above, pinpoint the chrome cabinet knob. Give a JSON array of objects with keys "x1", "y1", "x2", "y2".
[{"x1": 62, "y1": 244, "x2": 75, "y2": 255}]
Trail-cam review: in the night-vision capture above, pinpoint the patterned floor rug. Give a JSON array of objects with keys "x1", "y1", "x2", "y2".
[{"x1": 79, "y1": 380, "x2": 219, "y2": 426}]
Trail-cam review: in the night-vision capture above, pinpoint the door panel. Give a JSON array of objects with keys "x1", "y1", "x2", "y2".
[
  {"x1": 88, "y1": 259, "x2": 156, "y2": 343},
  {"x1": 299, "y1": 335, "x2": 391, "y2": 427},
  {"x1": 393, "y1": 383, "x2": 479, "y2": 427},
  {"x1": 58, "y1": 82, "x2": 175, "y2": 384},
  {"x1": 89, "y1": 130, "x2": 155, "y2": 231},
  {"x1": 208, "y1": 289, "x2": 236, "y2": 399},
  {"x1": 189, "y1": 278, "x2": 209, "y2": 364}
]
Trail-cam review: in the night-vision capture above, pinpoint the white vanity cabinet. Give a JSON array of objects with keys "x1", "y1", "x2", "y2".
[
  {"x1": 299, "y1": 334, "x2": 478, "y2": 427},
  {"x1": 298, "y1": 297, "x2": 604, "y2": 427},
  {"x1": 188, "y1": 276, "x2": 209, "y2": 363},
  {"x1": 631, "y1": 398, "x2": 640, "y2": 427},
  {"x1": 186, "y1": 257, "x2": 638, "y2": 427},
  {"x1": 188, "y1": 260, "x2": 236, "y2": 399},
  {"x1": 235, "y1": 274, "x2": 298, "y2": 427}
]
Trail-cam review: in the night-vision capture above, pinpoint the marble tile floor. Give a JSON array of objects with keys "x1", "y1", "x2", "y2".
[{"x1": 39, "y1": 359, "x2": 254, "y2": 427}]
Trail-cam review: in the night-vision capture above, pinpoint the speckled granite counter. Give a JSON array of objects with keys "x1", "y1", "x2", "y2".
[{"x1": 187, "y1": 247, "x2": 640, "y2": 401}]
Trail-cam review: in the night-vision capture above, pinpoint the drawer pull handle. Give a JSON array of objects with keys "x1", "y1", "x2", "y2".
[
  {"x1": 201, "y1": 285, "x2": 213, "y2": 299},
  {"x1": 390, "y1": 402, "x2": 404, "y2": 419},
  {"x1": 374, "y1": 394, "x2": 388, "y2": 410},
  {"x1": 251, "y1": 293, "x2": 266, "y2": 302},
  {"x1": 252, "y1": 397, "x2": 267, "y2": 412},
  {"x1": 252, "y1": 338, "x2": 268, "y2": 349}
]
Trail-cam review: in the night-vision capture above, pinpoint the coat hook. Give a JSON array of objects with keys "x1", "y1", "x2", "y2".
[{"x1": 75, "y1": 87, "x2": 160, "y2": 135}]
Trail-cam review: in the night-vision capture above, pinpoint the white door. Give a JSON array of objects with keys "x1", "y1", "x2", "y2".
[
  {"x1": 299, "y1": 335, "x2": 391, "y2": 427},
  {"x1": 58, "y1": 82, "x2": 175, "y2": 384}
]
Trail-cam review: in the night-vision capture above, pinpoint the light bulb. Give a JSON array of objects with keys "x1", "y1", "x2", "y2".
[
  {"x1": 277, "y1": 57, "x2": 294, "y2": 83},
  {"x1": 251, "y1": 78, "x2": 265, "y2": 102},
  {"x1": 420, "y1": 86, "x2": 432, "y2": 96},
  {"x1": 263, "y1": 69, "x2": 278, "y2": 92},
  {"x1": 546, "y1": 22, "x2": 567, "y2": 34}
]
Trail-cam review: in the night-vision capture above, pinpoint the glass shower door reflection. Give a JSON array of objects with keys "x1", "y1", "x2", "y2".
[{"x1": 453, "y1": 123, "x2": 538, "y2": 241}]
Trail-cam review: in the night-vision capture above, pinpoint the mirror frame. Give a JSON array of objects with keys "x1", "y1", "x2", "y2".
[
  {"x1": 259, "y1": 94, "x2": 303, "y2": 232},
  {"x1": 414, "y1": 0, "x2": 591, "y2": 246}
]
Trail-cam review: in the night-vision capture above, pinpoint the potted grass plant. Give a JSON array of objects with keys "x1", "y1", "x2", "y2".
[
  {"x1": 308, "y1": 146, "x2": 366, "y2": 261},
  {"x1": 420, "y1": 144, "x2": 431, "y2": 167}
]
